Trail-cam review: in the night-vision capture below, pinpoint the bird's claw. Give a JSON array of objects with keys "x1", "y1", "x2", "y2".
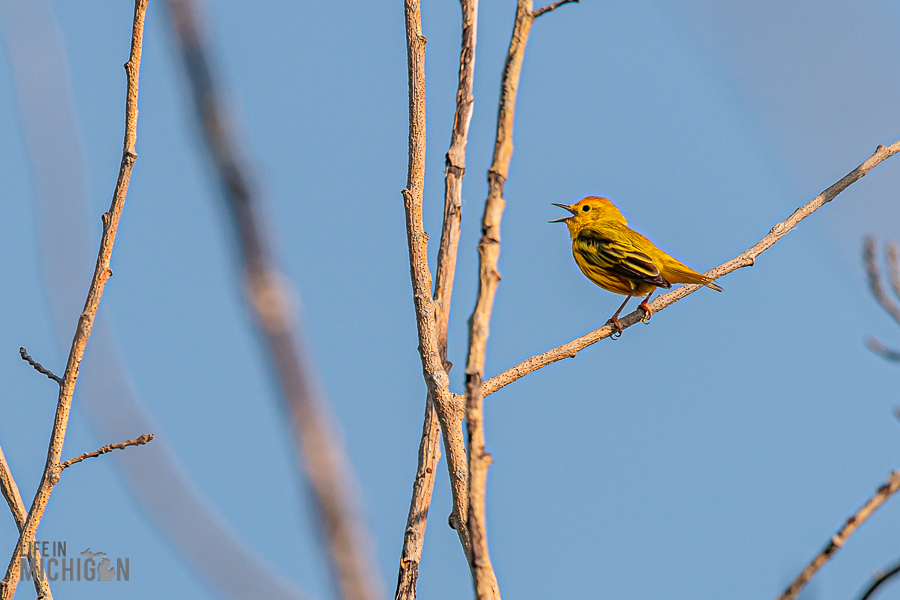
[
  {"x1": 606, "y1": 317, "x2": 623, "y2": 339},
  {"x1": 640, "y1": 304, "x2": 652, "y2": 325}
]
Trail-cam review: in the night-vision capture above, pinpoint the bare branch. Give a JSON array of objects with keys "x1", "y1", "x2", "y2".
[
  {"x1": 0, "y1": 449, "x2": 25, "y2": 531},
  {"x1": 396, "y1": 0, "x2": 478, "y2": 597},
  {"x1": 18, "y1": 347, "x2": 62, "y2": 385},
  {"x1": 464, "y1": 0, "x2": 575, "y2": 596},
  {"x1": 863, "y1": 237, "x2": 900, "y2": 364},
  {"x1": 857, "y1": 556, "x2": 900, "y2": 600},
  {"x1": 532, "y1": 0, "x2": 578, "y2": 18},
  {"x1": 434, "y1": 0, "x2": 478, "y2": 371},
  {"x1": 887, "y1": 242, "x2": 900, "y2": 302},
  {"x1": 60, "y1": 434, "x2": 154, "y2": 471},
  {"x1": 0, "y1": 2, "x2": 148, "y2": 596},
  {"x1": 866, "y1": 337, "x2": 900, "y2": 362},
  {"x1": 775, "y1": 470, "x2": 900, "y2": 600},
  {"x1": 865, "y1": 236, "x2": 900, "y2": 325},
  {"x1": 0, "y1": 446, "x2": 49, "y2": 598},
  {"x1": 402, "y1": 0, "x2": 472, "y2": 562},
  {"x1": 394, "y1": 400, "x2": 441, "y2": 600},
  {"x1": 478, "y1": 141, "x2": 900, "y2": 398},
  {"x1": 166, "y1": 0, "x2": 381, "y2": 598}
]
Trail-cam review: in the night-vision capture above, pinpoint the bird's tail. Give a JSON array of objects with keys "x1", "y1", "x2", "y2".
[
  {"x1": 664, "y1": 264, "x2": 723, "y2": 292},
  {"x1": 703, "y1": 277, "x2": 723, "y2": 292}
]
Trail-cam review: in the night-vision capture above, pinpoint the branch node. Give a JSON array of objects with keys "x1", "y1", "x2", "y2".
[{"x1": 48, "y1": 465, "x2": 61, "y2": 486}]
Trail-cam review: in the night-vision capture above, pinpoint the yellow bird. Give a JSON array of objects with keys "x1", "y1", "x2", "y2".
[{"x1": 551, "y1": 196, "x2": 721, "y2": 335}]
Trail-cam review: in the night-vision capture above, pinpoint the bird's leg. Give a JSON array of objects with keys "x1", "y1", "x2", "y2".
[
  {"x1": 606, "y1": 293, "x2": 633, "y2": 339},
  {"x1": 639, "y1": 290, "x2": 655, "y2": 324}
]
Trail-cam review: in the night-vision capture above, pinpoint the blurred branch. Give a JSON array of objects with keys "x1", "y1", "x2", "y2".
[
  {"x1": 866, "y1": 338, "x2": 900, "y2": 362},
  {"x1": 864, "y1": 236, "x2": 900, "y2": 362},
  {"x1": 18, "y1": 347, "x2": 62, "y2": 385},
  {"x1": 395, "y1": 0, "x2": 478, "y2": 598},
  {"x1": 0, "y1": 446, "x2": 48, "y2": 598},
  {"x1": 864, "y1": 236, "x2": 900, "y2": 325},
  {"x1": 887, "y1": 242, "x2": 900, "y2": 301},
  {"x1": 165, "y1": 0, "x2": 381, "y2": 599},
  {"x1": 776, "y1": 470, "x2": 900, "y2": 600},
  {"x1": 60, "y1": 434, "x2": 154, "y2": 471},
  {"x1": 0, "y1": 1, "x2": 148, "y2": 596},
  {"x1": 857, "y1": 556, "x2": 900, "y2": 600},
  {"x1": 464, "y1": 1, "x2": 575, "y2": 598},
  {"x1": 473, "y1": 141, "x2": 900, "y2": 398}
]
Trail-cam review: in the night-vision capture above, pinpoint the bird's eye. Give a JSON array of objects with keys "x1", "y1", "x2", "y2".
[{"x1": 582, "y1": 205, "x2": 590, "y2": 212}]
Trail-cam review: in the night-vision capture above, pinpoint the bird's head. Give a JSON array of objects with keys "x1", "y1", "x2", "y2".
[{"x1": 550, "y1": 196, "x2": 627, "y2": 235}]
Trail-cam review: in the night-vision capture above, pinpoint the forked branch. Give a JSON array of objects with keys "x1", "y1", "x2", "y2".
[
  {"x1": 0, "y1": 447, "x2": 48, "y2": 598},
  {"x1": 396, "y1": 0, "x2": 479, "y2": 598},
  {"x1": 400, "y1": 0, "x2": 470, "y2": 573},
  {"x1": 775, "y1": 470, "x2": 900, "y2": 600}
]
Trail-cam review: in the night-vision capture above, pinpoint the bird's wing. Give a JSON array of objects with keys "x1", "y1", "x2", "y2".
[{"x1": 574, "y1": 227, "x2": 672, "y2": 289}]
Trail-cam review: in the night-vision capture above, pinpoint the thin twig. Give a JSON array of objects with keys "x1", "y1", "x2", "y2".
[
  {"x1": 533, "y1": 0, "x2": 578, "y2": 18},
  {"x1": 857, "y1": 556, "x2": 900, "y2": 600},
  {"x1": 776, "y1": 470, "x2": 900, "y2": 600},
  {"x1": 395, "y1": 1, "x2": 479, "y2": 598},
  {"x1": 401, "y1": 0, "x2": 471, "y2": 568},
  {"x1": 866, "y1": 338, "x2": 900, "y2": 362},
  {"x1": 166, "y1": 1, "x2": 381, "y2": 599},
  {"x1": 464, "y1": 0, "x2": 574, "y2": 597},
  {"x1": 0, "y1": 446, "x2": 49, "y2": 599},
  {"x1": 59, "y1": 434, "x2": 154, "y2": 470},
  {"x1": 865, "y1": 236, "x2": 900, "y2": 325},
  {"x1": 18, "y1": 347, "x2": 62, "y2": 385},
  {"x1": 474, "y1": 141, "x2": 900, "y2": 399},
  {"x1": 0, "y1": 2, "x2": 148, "y2": 596}
]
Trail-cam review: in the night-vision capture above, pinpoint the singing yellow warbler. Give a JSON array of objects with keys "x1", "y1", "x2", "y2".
[{"x1": 551, "y1": 196, "x2": 722, "y2": 335}]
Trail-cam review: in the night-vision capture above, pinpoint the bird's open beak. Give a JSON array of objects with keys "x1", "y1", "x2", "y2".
[{"x1": 549, "y1": 203, "x2": 576, "y2": 223}]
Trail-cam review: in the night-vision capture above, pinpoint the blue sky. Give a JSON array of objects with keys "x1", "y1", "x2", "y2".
[{"x1": 1, "y1": 1, "x2": 900, "y2": 599}]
